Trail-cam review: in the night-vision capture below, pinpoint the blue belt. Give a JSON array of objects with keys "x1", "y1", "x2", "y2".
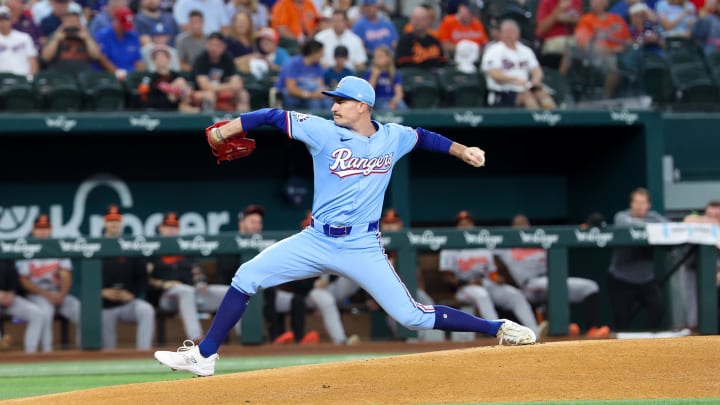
[{"x1": 310, "y1": 218, "x2": 379, "y2": 237}]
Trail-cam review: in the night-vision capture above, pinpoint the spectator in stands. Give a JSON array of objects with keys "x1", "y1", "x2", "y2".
[
  {"x1": 395, "y1": 4, "x2": 447, "y2": 68},
  {"x1": 134, "y1": 0, "x2": 180, "y2": 47},
  {"x1": 352, "y1": 0, "x2": 398, "y2": 53},
  {"x1": 495, "y1": 213, "x2": 611, "y2": 339},
  {"x1": 41, "y1": 11, "x2": 112, "y2": 76},
  {"x1": 141, "y1": 21, "x2": 181, "y2": 71},
  {"x1": 656, "y1": 0, "x2": 697, "y2": 38},
  {"x1": 610, "y1": 0, "x2": 658, "y2": 24},
  {"x1": 275, "y1": 38, "x2": 330, "y2": 110},
  {"x1": 330, "y1": 0, "x2": 361, "y2": 24},
  {"x1": 173, "y1": 0, "x2": 230, "y2": 36},
  {"x1": 0, "y1": 5, "x2": 38, "y2": 76},
  {"x1": 628, "y1": 2, "x2": 665, "y2": 55},
  {"x1": 574, "y1": 0, "x2": 631, "y2": 98},
  {"x1": 39, "y1": 0, "x2": 72, "y2": 39},
  {"x1": 402, "y1": 3, "x2": 439, "y2": 37},
  {"x1": 314, "y1": 9, "x2": 368, "y2": 71},
  {"x1": 100, "y1": 205, "x2": 155, "y2": 351},
  {"x1": 32, "y1": 0, "x2": 85, "y2": 27},
  {"x1": 5, "y1": 0, "x2": 42, "y2": 50},
  {"x1": 270, "y1": 0, "x2": 320, "y2": 41},
  {"x1": 0, "y1": 259, "x2": 43, "y2": 353},
  {"x1": 241, "y1": 26, "x2": 291, "y2": 78},
  {"x1": 226, "y1": 0, "x2": 269, "y2": 30},
  {"x1": 607, "y1": 187, "x2": 667, "y2": 331},
  {"x1": 192, "y1": 31, "x2": 251, "y2": 112},
  {"x1": 365, "y1": 44, "x2": 407, "y2": 111},
  {"x1": 94, "y1": 6, "x2": 145, "y2": 73},
  {"x1": 678, "y1": 200, "x2": 720, "y2": 331},
  {"x1": 436, "y1": 0, "x2": 488, "y2": 57},
  {"x1": 691, "y1": 0, "x2": 720, "y2": 54},
  {"x1": 147, "y1": 44, "x2": 201, "y2": 111},
  {"x1": 482, "y1": 19, "x2": 557, "y2": 109},
  {"x1": 146, "y1": 212, "x2": 230, "y2": 343},
  {"x1": 15, "y1": 214, "x2": 81, "y2": 352},
  {"x1": 225, "y1": 11, "x2": 256, "y2": 72},
  {"x1": 323, "y1": 45, "x2": 354, "y2": 89},
  {"x1": 175, "y1": 10, "x2": 207, "y2": 71},
  {"x1": 438, "y1": 210, "x2": 540, "y2": 336},
  {"x1": 535, "y1": 0, "x2": 582, "y2": 72},
  {"x1": 88, "y1": 0, "x2": 129, "y2": 37}
]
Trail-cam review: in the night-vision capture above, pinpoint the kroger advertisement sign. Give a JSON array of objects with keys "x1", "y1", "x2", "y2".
[{"x1": 0, "y1": 173, "x2": 235, "y2": 239}]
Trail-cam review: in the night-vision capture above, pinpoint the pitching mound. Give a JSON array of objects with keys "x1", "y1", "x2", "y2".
[{"x1": 10, "y1": 336, "x2": 720, "y2": 404}]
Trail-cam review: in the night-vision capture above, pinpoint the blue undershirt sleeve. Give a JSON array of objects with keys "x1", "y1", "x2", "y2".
[
  {"x1": 239, "y1": 108, "x2": 288, "y2": 132},
  {"x1": 414, "y1": 127, "x2": 453, "y2": 153}
]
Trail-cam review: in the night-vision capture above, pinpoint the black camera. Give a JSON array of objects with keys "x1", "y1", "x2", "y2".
[{"x1": 63, "y1": 26, "x2": 80, "y2": 37}]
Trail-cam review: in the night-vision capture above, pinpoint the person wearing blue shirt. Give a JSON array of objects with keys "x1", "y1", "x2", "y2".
[
  {"x1": 134, "y1": 0, "x2": 180, "y2": 46},
  {"x1": 323, "y1": 45, "x2": 354, "y2": 90},
  {"x1": 351, "y1": 0, "x2": 398, "y2": 53},
  {"x1": 94, "y1": 6, "x2": 144, "y2": 72},
  {"x1": 275, "y1": 39, "x2": 330, "y2": 110}
]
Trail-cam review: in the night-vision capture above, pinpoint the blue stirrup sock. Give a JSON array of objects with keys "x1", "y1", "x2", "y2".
[
  {"x1": 199, "y1": 287, "x2": 250, "y2": 357},
  {"x1": 432, "y1": 305, "x2": 503, "y2": 336}
]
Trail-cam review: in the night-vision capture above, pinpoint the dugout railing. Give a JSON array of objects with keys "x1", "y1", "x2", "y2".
[{"x1": 0, "y1": 225, "x2": 717, "y2": 350}]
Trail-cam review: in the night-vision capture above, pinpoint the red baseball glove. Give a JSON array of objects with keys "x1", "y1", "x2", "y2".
[{"x1": 205, "y1": 120, "x2": 256, "y2": 164}]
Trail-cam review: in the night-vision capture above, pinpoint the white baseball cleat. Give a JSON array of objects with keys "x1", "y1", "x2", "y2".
[
  {"x1": 496, "y1": 319, "x2": 537, "y2": 345},
  {"x1": 154, "y1": 340, "x2": 219, "y2": 377}
]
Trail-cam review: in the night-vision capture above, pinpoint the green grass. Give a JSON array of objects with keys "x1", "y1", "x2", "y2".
[
  {"x1": 2, "y1": 355, "x2": 718, "y2": 404},
  {"x1": 0, "y1": 354, "x2": 394, "y2": 400}
]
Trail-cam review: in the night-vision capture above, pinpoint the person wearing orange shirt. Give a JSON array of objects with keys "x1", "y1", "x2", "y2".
[
  {"x1": 271, "y1": 0, "x2": 319, "y2": 41},
  {"x1": 436, "y1": 0, "x2": 489, "y2": 56},
  {"x1": 574, "y1": 0, "x2": 631, "y2": 98}
]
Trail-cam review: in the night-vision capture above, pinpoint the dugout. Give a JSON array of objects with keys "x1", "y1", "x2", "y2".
[{"x1": 3, "y1": 108, "x2": 710, "y2": 345}]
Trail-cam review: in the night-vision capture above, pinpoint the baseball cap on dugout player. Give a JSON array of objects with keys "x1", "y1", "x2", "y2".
[
  {"x1": 322, "y1": 76, "x2": 375, "y2": 107},
  {"x1": 104, "y1": 205, "x2": 123, "y2": 222},
  {"x1": 161, "y1": 212, "x2": 179, "y2": 227},
  {"x1": 33, "y1": 214, "x2": 51, "y2": 229}
]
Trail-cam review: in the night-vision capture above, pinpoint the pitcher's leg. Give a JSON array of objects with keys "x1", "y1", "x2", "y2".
[{"x1": 199, "y1": 231, "x2": 331, "y2": 357}]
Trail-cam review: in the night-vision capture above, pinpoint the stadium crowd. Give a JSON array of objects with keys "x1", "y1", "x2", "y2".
[{"x1": 2, "y1": 0, "x2": 720, "y2": 112}]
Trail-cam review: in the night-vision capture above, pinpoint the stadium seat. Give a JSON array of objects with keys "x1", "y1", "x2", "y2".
[
  {"x1": 0, "y1": 73, "x2": 37, "y2": 111},
  {"x1": 239, "y1": 72, "x2": 275, "y2": 110},
  {"x1": 664, "y1": 37, "x2": 706, "y2": 66},
  {"x1": 436, "y1": 67, "x2": 484, "y2": 107},
  {"x1": 668, "y1": 61, "x2": 720, "y2": 110},
  {"x1": 399, "y1": 67, "x2": 441, "y2": 108},
  {"x1": 640, "y1": 51, "x2": 674, "y2": 108},
  {"x1": 33, "y1": 70, "x2": 83, "y2": 112},
  {"x1": 77, "y1": 71, "x2": 125, "y2": 111},
  {"x1": 541, "y1": 66, "x2": 570, "y2": 107}
]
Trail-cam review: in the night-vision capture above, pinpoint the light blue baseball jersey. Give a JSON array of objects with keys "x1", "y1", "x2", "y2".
[
  {"x1": 231, "y1": 108, "x2": 438, "y2": 331},
  {"x1": 286, "y1": 110, "x2": 418, "y2": 225}
]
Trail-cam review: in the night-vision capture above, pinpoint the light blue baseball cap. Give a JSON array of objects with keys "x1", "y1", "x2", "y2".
[{"x1": 322, "y1": 76, "x2": 375, "y2": 107}]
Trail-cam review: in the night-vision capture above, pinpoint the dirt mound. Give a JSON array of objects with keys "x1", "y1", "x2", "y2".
[{"x1": 8, "y1": 336, "x2": 720, "y2": 404}]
